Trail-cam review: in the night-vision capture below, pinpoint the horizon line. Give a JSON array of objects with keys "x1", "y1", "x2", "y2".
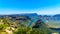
[{"x1": 0, "y1": 13, "x2": 60, "y2": 15}]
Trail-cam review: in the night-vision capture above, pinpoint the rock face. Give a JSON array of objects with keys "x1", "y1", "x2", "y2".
[{"x1": 32, "y1": 19, "x2": 45, "y2": 28}]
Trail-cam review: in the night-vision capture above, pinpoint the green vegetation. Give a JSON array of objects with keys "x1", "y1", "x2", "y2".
[{"x1": 0, "y1": 18, "x2": 56, "y2": 34}]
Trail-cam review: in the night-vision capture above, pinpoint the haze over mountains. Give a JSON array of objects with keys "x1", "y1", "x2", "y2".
[
  {"x1": 0, "y1": 13, "x2": 60, "y2": 20},
  {"x1": 0, "y1": 13, "x2": 60, "y2": 17}
]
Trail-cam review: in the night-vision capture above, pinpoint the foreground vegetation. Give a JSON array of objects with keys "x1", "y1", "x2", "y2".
[{"x1": 0, "y1": 18, "x2": 55, "y2": 34}]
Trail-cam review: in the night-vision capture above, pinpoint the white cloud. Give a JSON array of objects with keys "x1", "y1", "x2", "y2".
[{"x1": 37, "y1": 7, "x2": 60, "y2": 15}]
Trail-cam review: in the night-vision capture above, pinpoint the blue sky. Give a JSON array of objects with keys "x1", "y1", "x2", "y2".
[{"x1": 0, "y1": 0, "x2": 60, "y2": 15}]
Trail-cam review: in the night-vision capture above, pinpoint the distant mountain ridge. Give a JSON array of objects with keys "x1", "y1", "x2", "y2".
[
  {"x1": 53, "y1": 14, "x2": 60, "y2": 17},
  {"x1": 0, "y1": 13, "x2": 60, "y2": 18},
  {"x1": 8, "y1": 13, "x2": 38, "y2": 18}
]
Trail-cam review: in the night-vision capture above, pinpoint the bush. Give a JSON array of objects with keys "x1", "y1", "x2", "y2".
[{"x1": 0, "y1": 25, "x2": 4, "y2": 30}]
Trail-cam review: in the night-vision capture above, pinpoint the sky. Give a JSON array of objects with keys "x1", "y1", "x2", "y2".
[{"x1": 0, "y1": 0, "x2": 60, "y2": 15}]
